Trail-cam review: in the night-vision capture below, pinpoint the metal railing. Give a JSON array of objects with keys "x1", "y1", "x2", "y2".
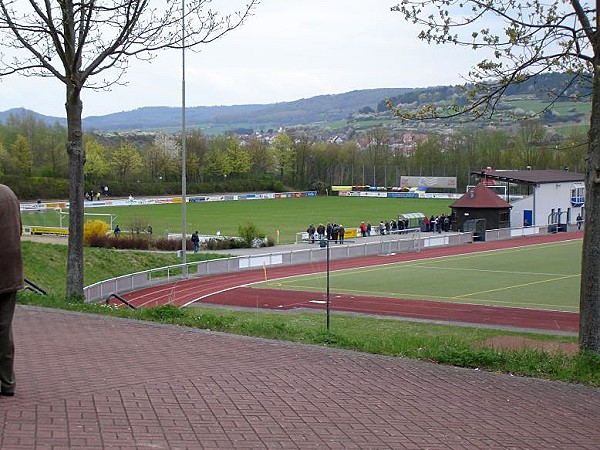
[{"x1": 83, "y1": 223, "x2": 578, "y2": 305}]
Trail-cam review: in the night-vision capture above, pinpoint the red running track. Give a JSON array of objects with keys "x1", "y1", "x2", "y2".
[{"x1": 120, "y1": 232, "x2": 582, "y2": 333}]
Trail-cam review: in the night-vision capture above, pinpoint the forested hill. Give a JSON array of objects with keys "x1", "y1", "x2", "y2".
[
  {"x1": 0, "y1": 88, "x2": 409, "y2": 132},
  {"x1": 0, "y1": 73, "x2": 590, "y2": 132},
  {"x1": 378, "y1": 72, "x2": 591, "y2": 111}
]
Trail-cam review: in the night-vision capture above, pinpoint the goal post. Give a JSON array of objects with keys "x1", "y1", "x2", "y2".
[
  {"x1": 56, "y1": 208, "x2": 117, "y2": 230},
  {"x1": 378, "y1": 227, "x2": 421, "y2": 255}
]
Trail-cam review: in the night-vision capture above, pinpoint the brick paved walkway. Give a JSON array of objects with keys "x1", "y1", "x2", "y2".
[{"x1": 1, "y1": 306, "x2": 598, "y2": 449}]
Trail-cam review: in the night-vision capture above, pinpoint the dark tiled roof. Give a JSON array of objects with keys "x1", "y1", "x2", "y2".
[
  {"x1": 451, "y1": 183, "x2": 512, "y2": 209},
  {"x1": 472, "y1": 169, "x2": 584, "y2": 185}
]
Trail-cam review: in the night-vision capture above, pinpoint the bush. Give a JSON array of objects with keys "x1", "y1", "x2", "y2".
[
  {"x1": 127, "y1": 216, "x2": 152, "y2": 235},
  {"x1": 154, "y1": 237, "x2": 192, "y2": 251},
  {"x1": 83, "y1": 220, "x2": 110, "y2": 245},
  {"x1": 88, "y1": 234, "x2": 150, "y2": 250},
  {"x1": 204, "y1": 237, "x2": 242, "y2": 250},
  {"x1": 238, "y1": 222, "x2": 265, "y2": 247}
]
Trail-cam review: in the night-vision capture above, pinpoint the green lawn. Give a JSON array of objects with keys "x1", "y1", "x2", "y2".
[
  {"x1": 22, "y1": 196, "x2": 452, "y2": 243},
  {"x1": 256, "y1": 240, "x2": 582, "y2": 311}
]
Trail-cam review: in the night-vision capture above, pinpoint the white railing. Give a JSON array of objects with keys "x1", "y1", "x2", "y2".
[{"x1": 84, "y1": 223, "x2": 579, "y2": 304}]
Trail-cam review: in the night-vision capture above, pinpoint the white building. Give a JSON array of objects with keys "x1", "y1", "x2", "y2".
[{"x1": 472, "y1": 169, "x2": 585, "y2": 228}]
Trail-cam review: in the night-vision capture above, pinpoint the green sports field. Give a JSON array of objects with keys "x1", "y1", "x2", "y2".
[
  {"x1": 257, "y1": 240, "x2": 582, "y2": 312},
  {"x1": 22, "y1": 196, "x2": 452, "y2": 243}
]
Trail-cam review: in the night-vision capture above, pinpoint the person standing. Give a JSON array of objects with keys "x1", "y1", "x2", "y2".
[
  {"x1": 338, "y1": 224, "x2": 345, "y2": 244},
  {"x1": 317, "y1": 223, "x2": 325, "y2": 241},
  {"x1": 0, "y1": 184, "x2": 23, "y2": 397},
  {"x1": 359, "y1": 221, "x2": 367, "y2": 237},
  {"x1": 191, "y1": 231, "x2": 200, "y2": 253}
]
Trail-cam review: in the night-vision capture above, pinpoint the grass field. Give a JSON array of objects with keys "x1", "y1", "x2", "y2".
[
  {"x1": 256, "y1": 239, "x2": 582, "y2": 312},
  {"x1": 22, "y1": 196, "x2": 452, "y2": 243}
]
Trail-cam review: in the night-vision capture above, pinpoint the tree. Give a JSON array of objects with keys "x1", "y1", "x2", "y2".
[
  {"x1": 392, "y1": 1, "x2": 599, "y2": 352},
  {"x1": 202, "y1": 148, "x2": 231, "y2": 179},
  {"x1": 245, "y1": 137, "x2": 275, "y2": 175},
  {"x1": 7, "y1": 134, "x2": 33, "y2": 176},
  {"x1": 272, "y1": 132, "x2": 296, "y2": 181},
  {"x1": 110, "y1": 143, "x2": 144, "y2": 181},
  {"x1": 83, "y1": 137, "x2": 108, "y2": 184},
  {"x1": 0, "y1": 0, "x2": 258, "y2": 298}
]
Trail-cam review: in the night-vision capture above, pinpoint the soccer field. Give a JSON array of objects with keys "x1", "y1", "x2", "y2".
[
  {"x1": 257, "y1": 240, "x2": 582, "y2": 312},
  {"x1": 22, "y1": 196, "x2": 452, "y2": 243}
]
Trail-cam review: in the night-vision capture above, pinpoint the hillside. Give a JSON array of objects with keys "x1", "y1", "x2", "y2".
[
  {"x1": 0, "y1": 88, "x2": 409, "y2": 132},
  {"x1": 0, "y1": 73, "x2": 592, "y2": 133}
]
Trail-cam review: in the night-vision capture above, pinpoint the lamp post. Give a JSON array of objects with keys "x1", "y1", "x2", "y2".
[
  {"x1": 180, "y1": 0, "x2": 188, "y2": 277},
  {"x1": 325, "y1": 238, "x2": 331, "y2": 330}
]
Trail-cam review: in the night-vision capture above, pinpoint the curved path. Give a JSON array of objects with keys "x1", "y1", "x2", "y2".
[{"x1": 121, "y1": 231, "x2": 581, "y2": 333}]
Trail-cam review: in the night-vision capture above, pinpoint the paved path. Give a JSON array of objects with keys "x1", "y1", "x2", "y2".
[{"x1": 1, "y1": 306, "x2": 598, "y2": 449}]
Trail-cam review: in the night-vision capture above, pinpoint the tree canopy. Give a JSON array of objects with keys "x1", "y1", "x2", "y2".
[{"x1": 0, "y1": 0, "x2": 258, "y2": 298}]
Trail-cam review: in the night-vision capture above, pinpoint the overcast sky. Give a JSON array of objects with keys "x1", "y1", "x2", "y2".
[{"x1": 0, "y1": 0, "x2": 485, "y2": 118}]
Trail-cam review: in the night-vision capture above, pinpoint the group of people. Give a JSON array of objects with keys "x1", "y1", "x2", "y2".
[
  {"x1": 424, "y1": 214, "x2": 452, "y2": 233},
  {"x1": 377, "y1": 219, "x2": 411, "y2": 235},
  {"x1": 306, "y1": 214, "x2": 454, "y2": 242},
  {"x1": 306, "y1": 223, "x2": 346, "y2": 244},
  {"x1": 86, "y1": 185, "x2": 109, "y2": 201}
]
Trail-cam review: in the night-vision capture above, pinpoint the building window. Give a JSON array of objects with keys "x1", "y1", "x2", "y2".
[{"x1": 571, "y1": 183, "x2": 585, "y2": 207}]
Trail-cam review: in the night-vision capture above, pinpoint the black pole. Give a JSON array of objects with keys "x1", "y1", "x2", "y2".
[{"x1": 326, "y1": 238, "x2": 330, "y2": 330}]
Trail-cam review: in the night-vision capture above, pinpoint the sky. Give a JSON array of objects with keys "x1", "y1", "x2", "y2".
[{"x1": 0, "y1": 0, "x2": 485, "y2": 118}]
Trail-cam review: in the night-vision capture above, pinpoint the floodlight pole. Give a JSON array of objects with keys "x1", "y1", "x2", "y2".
[{"x1": 180, "y1": 0, "x2": 188, "y2": 277}]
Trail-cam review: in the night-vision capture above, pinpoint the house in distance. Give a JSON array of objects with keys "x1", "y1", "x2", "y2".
[{"x1": 450, "y1": 183, "x2": 512, "y2": 237}]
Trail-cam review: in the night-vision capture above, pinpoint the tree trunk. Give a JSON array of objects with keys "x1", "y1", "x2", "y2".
[
  {"x1": 65, "y1": 85, "x2": 85, "y2": 299},
  {"x1": 579, "y1": 66, "x2": 600, "y2": 353}
]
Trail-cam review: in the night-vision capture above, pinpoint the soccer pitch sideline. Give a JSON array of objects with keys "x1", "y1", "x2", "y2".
[
  {"x1": 255, "y1": 239, "x2": 582, "y2": 312},
  {"x1": 21, "y1": 196, "x2": 452, "y2": 243}
]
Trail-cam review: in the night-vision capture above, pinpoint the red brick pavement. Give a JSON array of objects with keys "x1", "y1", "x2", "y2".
[{"x1": 1, "y1": 306, "x2": 599, "y2": 449}]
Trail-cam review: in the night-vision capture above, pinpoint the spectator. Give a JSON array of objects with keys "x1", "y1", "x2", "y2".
[
  {"x1": 307, "y1": 224, "x2": 316, "y2": 243},
  {"x1": 331, "y1": 223, "x2": 339, "y2": 244},
  {"x1": 359, "y1": 221, "x2": 367, "y2": 237},
  {"x1": 317, "y1": 223, "x2": 325, "y2": 240},
  {"x1": 191, "y1": 231, "x2": 200, "y2": 253}
]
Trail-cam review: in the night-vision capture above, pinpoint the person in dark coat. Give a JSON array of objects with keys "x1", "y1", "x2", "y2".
[
  {"x1": 317, "y1": 223, "x2": 325, "y2": 240},
  {"x1": 0, "y1": 184, "x2": 23, "y2": 397}
]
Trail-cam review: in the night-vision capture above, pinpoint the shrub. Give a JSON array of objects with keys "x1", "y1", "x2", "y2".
[
  {"x1": 238, "y1": 222, "x2": 265, "y2": 247},
  {"x1": 154, "y1": 237, "x2": 192, "y2": 251},
  {"x1": 128, "y1": 216, "x2": 152, "y2": 235},
  {"x1": 88, "y1": 234, "x2": 150, "y2": 250},
  {"x1": 83, "y1": 220, "x2": 110, "y2": 245},
  {"x1": 204, "y1": 238, "x2": 239, "y2": 250}
]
